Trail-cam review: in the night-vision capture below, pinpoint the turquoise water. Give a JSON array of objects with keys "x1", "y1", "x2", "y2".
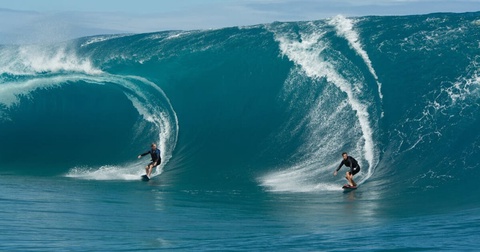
[
  {"x1": 1, "y1": 176, "x2": 479, "y2": 250},
  {"x1": 1, "y1": 12, "x2": 480, "y2": 250}
]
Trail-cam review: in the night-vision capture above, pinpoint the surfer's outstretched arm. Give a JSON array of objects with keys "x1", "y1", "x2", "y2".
[
  {"x1": 138, "y1": 151, "x2": 149, "y2": 159},
  {"x1": 334, "y1": 161, "x2": 344, "y2": 176}
]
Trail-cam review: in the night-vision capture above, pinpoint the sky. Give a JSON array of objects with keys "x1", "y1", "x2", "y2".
[{"x1": 0, "y1": 0, "x2": 479, "y2": 44}]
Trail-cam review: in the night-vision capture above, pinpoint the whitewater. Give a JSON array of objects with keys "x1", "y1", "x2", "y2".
[{"x1": 1, "y1": 12, "x2": 479, "y2": 251}]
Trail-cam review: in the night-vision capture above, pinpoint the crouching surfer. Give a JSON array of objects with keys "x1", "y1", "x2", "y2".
[
  {"x1": 333, "y1": 152, "x2": 360, "y2": 187},
  {"x1": 137, "y1": 143, "x2": 161, "y2": 179}
]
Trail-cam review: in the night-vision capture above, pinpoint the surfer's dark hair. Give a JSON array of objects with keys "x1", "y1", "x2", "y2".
[{"x1": 342, "y1": 152, "x2": 347, "y2": 156}]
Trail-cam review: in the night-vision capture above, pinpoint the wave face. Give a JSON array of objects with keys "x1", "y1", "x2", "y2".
[{"x1": 1, "y1": 12, "x2": 479, "y2": 203}]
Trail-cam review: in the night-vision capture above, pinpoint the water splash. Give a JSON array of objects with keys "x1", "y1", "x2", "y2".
[{"x1": 0, "y1": 44, "x2": 102, "y2": 76}]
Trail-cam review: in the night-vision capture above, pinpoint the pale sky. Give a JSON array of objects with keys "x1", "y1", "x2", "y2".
[{"x1": 1, "y1": 0, "x2": 479, "y2": 44}]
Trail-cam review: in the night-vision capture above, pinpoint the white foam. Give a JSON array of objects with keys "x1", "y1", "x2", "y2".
[
  {"x1": 65, "y1": 158, "x2": 171, "y2": 181},
  {"x1": 262, "y1": 179, "x2": 341, "y2": 193},
  {"x1": 447, "y1": 69, "x2": 479, "y2": 104},
  {"x1": 66, "y1": 164, "x2": 143, "y2": 181},
  {"x1": 260, "y1": 160, "x2": 344, "y2": 192},
  {"x1": 328, "y1": 15, "x2": 384, "y2": 104}
]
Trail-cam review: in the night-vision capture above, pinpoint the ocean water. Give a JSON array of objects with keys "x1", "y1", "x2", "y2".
[{"x1": 1, "y1": 12, "x2": 480, "y2": 251}]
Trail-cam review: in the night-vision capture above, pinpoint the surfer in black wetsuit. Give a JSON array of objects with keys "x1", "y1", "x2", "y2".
[
  {"x1": 137, "y1": 143, "x2": 161, "y2": 178},
  {"x1": 334, "y1": 152, "x2": 360, "y2": 187}
]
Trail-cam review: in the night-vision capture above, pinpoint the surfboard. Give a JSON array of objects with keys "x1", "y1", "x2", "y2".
[
  {"x1": 342, "y1": 184, "x2": 357, "y2": 191},
  {"x1": 141, "y1": 175, "x2": 150, "y2": 181}
]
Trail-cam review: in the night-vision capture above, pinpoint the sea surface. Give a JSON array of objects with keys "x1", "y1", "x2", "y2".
[{"x1": 1, "y1": 12, "x2": 480, "y2": 251}]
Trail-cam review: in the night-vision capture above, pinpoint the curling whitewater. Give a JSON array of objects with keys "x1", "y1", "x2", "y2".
[{"x1": 0, "y1": 52, "x2": 178, "y2": 179}]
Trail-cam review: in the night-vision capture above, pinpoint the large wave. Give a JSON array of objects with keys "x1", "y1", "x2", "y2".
[{"x1": 1, "y1": 12, "x2": 479, "y2": 200}]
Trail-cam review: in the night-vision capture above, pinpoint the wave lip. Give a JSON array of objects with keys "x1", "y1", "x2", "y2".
[{"x1": 0, "y1": 44, "x2": 102, "y2": 76}]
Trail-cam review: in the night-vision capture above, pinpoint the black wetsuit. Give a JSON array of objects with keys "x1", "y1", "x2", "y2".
[
  {"x1": 140, "y1": 148, "x2": 161, "y2": 166},
  {"x1": 336, "y1": 156, "x2": 360, "y2": 175}
]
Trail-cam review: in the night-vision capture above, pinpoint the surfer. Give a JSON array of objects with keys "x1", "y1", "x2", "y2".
[
  {"x1": 137, "y1": 143, "x2": 161, "y2": 178},
  {"x1": 334, "y1": 152, "x2": 360, "y2": 187}
]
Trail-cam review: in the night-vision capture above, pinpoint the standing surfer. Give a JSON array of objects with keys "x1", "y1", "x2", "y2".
[
  {"x1": 138, "y1": 143, "x2": 161, "y2": 178},
  {"x1": 334, "y1": 152, "x2": 360, "y2": 187}
]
